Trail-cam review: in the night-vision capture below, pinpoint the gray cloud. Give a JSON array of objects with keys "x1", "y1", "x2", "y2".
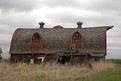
[
  {"x1": 0, "y1": 0, "x2": 40, "y2": 11},
  {"x1": 107, "y1": 49, "x2": 121, "y2": 59},
  {"x1": 1, "y1": 0, "x2": 121, "y2": 12},
  {"x1": 0, "y1": 0, "x2": 74, "y2": 11}
]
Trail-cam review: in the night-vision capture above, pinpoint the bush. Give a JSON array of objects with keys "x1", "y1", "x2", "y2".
[
  {"x1": 0, "y1": 48, "x2": 2, "y2": 60},
  {"x1": 107, "y1": 59, "x2": 121, "y2": 65}
]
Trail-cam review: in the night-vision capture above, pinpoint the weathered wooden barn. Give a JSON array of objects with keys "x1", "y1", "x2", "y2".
[{"x1": 9, "y1": 22, "x2": 113, "y2": 64}]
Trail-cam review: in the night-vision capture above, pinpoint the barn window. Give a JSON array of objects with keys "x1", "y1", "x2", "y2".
[
  {"x1": 73, "y1": 31, "x2": 81, "y2": 39},
  {"x1": 32, "y1": 32, "x2": 41, "y2": 40}
]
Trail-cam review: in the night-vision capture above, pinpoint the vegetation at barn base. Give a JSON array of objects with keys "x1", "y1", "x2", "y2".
[
  {"x1": 55, "y1": 49, "x2": 80, "y2": 54},
  {"x1": 0, "y1": 59, "x2": 121, "y2": 81}
]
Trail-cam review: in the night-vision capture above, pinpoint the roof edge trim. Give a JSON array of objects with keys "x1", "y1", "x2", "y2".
[{"x1": 106, "y1": 26, "x2": 113, "y2": 31}]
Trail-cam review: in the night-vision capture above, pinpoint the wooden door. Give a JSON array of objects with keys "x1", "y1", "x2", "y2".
[{"x1": 31, "y1": 33, "x2": 41, "y2": 53}]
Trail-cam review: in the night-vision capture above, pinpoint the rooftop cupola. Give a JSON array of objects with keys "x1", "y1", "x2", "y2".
[
  {"x1": 77, "y1": 22, "x2": 83, "y2": 28},
  {"x1": 39, "y1": 22, "x2": 45, "y2": 28}
]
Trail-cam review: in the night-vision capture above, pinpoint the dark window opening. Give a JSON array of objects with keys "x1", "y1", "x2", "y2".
[
  {"x1": 73, "y1": 32, "x2": 81, "y2": 39},
  {"x1": 77, "y1": 35, "x2": 80, "y2": 38},
  {"x1": 15, "y1": 59, "x2": 18, "y2": 63},
  {"x1": 74, "y1": 34, "x2": 80, "y2": 38},
  {"x1": 32, "y1": 33, "x2": 41, "y2": 40},
  {"x1": 74, "y1": 35, "x2": 77, "y2": 38},
  {"x1": 57, "y1": 56, "x2": 71, "y2": 64}
]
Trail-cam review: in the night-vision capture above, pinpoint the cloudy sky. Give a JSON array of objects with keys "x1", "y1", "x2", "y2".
[{"x1": 0, "y1": 0, "x2": 121, "y2": 59}]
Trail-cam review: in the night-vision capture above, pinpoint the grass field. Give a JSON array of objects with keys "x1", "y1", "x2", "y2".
[{"x1": 0, "y1": 59, "x2": 120, "y2": 81}]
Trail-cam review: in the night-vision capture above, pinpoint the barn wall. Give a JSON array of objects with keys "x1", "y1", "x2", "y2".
[
  {"x1": 11, "y1": 53, "x2": 105, "y2": 64},
  {"x1": 11, "y1": 54, "x2": 43, "y2": 63},
  {"x1": 11, "y1": 54, "x2": 31, "y2": 63},
  {"x1": 80, "y1": 29, "x2": 106, "y2": 54}
]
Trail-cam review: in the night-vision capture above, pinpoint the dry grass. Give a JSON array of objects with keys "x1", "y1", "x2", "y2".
[{"x1": 0, "y1": 61, "x2": 115, "y2": 81}]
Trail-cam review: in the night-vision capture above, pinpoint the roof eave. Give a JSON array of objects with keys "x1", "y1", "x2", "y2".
[{"x1": 106, "y1": 26, "x2": 113, "y2": 31}]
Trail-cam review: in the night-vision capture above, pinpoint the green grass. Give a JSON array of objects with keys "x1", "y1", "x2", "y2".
[{"x1": 75, "y1": 64, "x2": 121, "y2": 81}]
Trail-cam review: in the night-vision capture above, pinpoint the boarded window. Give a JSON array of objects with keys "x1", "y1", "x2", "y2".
[
  {"x1": 31, "y1": 33, "x2": 41, "y2": 53},
  {"x1": 71, "y1": 32, "x2": 81, "y2": 49}
]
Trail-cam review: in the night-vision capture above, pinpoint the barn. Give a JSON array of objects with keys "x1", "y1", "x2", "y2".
[{"x1": 9, "y1": 22, "x2": 113, "y2": 64}]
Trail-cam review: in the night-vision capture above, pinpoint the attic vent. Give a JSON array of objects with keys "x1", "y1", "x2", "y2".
[{"x1": 53, "y1": 25, "x2": 63, "y2": 28}]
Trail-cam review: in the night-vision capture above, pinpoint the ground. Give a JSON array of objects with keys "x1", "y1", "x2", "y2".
[{"x1": 0, "y1": 59, "x2": 121, "y2": 81}]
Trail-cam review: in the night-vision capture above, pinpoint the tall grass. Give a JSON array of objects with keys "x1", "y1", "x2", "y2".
[{"x1": 0, "y1": 61, "x2": 115, "y2": 81}]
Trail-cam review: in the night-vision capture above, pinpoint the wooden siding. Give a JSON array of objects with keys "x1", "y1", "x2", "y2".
[
  {"x1": 10, "y1": 53, "x2": 105, "y2": 64},
  {"x1": 31, "y1": 39, "x2": 41, "y2": 53}
]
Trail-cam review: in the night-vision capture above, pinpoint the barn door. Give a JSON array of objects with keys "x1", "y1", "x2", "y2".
[
  {"x1": 31, "y1": 33, "x2": 41, "y2": 53},
  {"x1": 71, "y1": 31, "x2": 81, "y2": 49}
]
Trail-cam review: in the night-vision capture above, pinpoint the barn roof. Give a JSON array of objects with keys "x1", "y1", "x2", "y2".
[{"x1": 9, "y1": 25, "x2": 113, "y2": 54}]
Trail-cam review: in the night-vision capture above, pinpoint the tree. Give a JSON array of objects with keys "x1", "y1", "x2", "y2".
[{"x1": 0, "y1": 48, "x2": 2, "y2": 59}]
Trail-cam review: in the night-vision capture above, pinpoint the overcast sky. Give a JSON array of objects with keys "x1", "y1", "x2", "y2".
[{"x1": 0, "y1": 0, "x2": 121, "y2": 59}]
